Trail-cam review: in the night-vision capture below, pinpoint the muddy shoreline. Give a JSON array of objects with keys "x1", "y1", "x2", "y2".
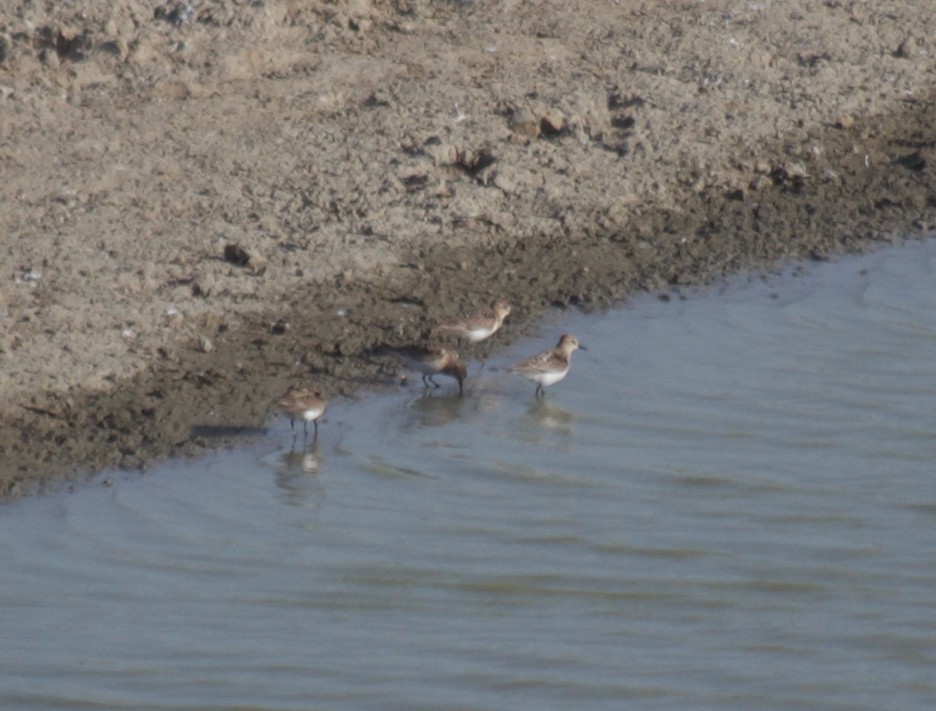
[{"x1": 1, "y1": 1, "x2": 935, "y2": 498}]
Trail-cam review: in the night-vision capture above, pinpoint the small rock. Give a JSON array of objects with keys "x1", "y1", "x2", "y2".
[
  {"x1": 223, "y1": 243, "x2": 265, "y2": 273},
  {"x1": 493, "y1": 170, "x2": 516, "y2": 194},
  {"x1": 457, "y1": 147, "x2": 496, "y2": 174},
  {"x1": 540, "y1": 109, "x2": 567, "y2": 136},
  {"x1": 192, "y1": 273, "x2": 216, "y2": 298},
  {"x1": 426, "y1": 142, "x2": 459, "y2": 166},
  {"x1": 836, "y1": 113, "x2": 855, "y2": 129},
  {"x1": 509, "y1": 107, "x2": 540, "y2": 138},
  {"x1": 156, "y1": 3, "x2": 195, "y2": 28},
  {"x1": 39, "y1": 47, "x2": 59, "y2": 68},
  {"x1": 785, "y1": 162, "x2": 808, "y2": 179},
  {"x1": 96, "y1": 39, "x2": 128, "y2": 60},
  {"x1": 399, "y1": 168, "x2": 429, "y2": 192},
  {"x1": 55, "y1": 27, "x2": 92, "y2": 62}
]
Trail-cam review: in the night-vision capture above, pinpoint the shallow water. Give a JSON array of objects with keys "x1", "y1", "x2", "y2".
[{"x1": 3, "y1": 240, "x2": 936, "y2": 710}]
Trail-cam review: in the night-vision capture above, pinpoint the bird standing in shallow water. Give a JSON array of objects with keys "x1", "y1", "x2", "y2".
[
  {"x1": 277, "y1": 386, "x2": 327, "y2": 440},
  {"x1": 507, "y1": 334, "x2": 585, "y2": 398},
  {"x1": 389, "y1": 345, "x2": 467, "y2": 395},
  {"x1": 438, "y1": 300, "x2": 512, "y2": 343}
]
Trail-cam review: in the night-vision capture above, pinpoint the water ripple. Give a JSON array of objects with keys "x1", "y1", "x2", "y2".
[{"x1": 3, "y1": 240, "x2": 936, "y2": 709}]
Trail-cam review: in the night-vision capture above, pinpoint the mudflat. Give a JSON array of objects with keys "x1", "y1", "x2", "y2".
[{"x1": 1, "y1": 1, "x2": 934, "y2": 497}]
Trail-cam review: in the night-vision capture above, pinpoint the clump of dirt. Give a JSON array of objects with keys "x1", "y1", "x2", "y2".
[{"x1": 1, "y1": 0, "x2": 934, "y2": 498}]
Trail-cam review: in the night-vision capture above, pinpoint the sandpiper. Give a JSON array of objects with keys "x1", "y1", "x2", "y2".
[
  {"x1": 507, "y1": 334, "x2": 585, "y2": 398},
  {"x1": 390, "y1": 345, "x2": 467, "y2": 395},
  {"x1": 438, "y1": 300, "x2": 512, "y2": 343},
  {"x1": 277, "y1": 385, "x2": 327, "y2": 438}
]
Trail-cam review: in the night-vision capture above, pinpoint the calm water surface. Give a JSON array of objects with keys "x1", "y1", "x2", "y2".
[{"x1": 3, "y1": 240, "x2": 936, "y2": 710}]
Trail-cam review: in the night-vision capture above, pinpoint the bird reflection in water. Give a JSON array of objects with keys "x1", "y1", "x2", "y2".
[
  {"x1": 280, "y1": 440, "x2": 321, "y2": 473},
  {"x1": 274, "y1": 438, "x2": 324, "y2": 507},
  {"x1": 527, "y1": 397, "x2": 574, "y2": 435},
  {"x1": 408, "y1": 389, "x2": 466, "y2": 428}
]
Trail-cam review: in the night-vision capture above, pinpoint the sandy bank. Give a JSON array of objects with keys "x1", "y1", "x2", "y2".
[{"x1": 1, "y1": 0, "x2": 934, "y2": 497}]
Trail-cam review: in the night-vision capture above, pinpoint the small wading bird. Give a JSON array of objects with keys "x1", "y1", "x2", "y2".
[
  {"x1": 388, "y1": 345, "x2": 467, "y2": 395},
  {"x1": 507, "y1": 334, "x2": 586, "y2": 398},
  {"x1": 437, "y1": 300, "x2": 512, "y2": 343},
  {"x1": 277, "y1": 386, "x2": 327, "y2": 439}
]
